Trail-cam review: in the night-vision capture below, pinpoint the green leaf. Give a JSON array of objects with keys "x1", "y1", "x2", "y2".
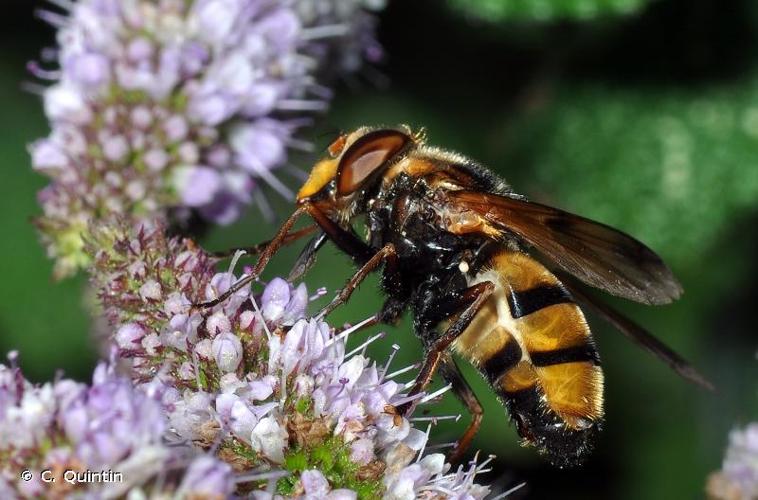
[{"x1": 447, "y1": 0, "x2": 653, "y2": 22}]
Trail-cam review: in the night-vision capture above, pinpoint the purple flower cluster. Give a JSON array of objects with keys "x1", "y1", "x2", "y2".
[
  {"x1": 0, "y1": 354, "x2": 234, "y2": 498},
  {"x1": 383, "y1": 453, "x2": 495, "y2": 500},
  {"x1": 80, "y1": 218, "x2": 496, "y2": 498},
  {"x1": 708, "y1": 423, "x2": 758, "y2": 499},
  {"x1": 87, "y1": 218, "x2": 221, "y2": 379},
  {"x1": 30, "y1": 0, "x2": 384, "y2": 279}
]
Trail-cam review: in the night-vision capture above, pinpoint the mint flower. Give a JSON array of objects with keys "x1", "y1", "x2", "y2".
[
  {"x1": 708, "y1": 423, "x2": 758, "y2": 499},
  {"x1": 178, "y1": 455, "x2": 236, "y2": 498},
  {"x1": 30, "y1": 0, "x2": 385, "y2": 279},
  {"x1": 383, "y1": 453, "x2": 494, "y2": 500},
  {"x1": 83, "y1": 218, "x2": 497, "y2": 498},
  {"x1": 0, "y1": 354, "x2": 234, "y2": 498}
]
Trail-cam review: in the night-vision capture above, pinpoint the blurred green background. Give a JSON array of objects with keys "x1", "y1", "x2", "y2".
[{"x1": 1, "y1": 0, "x2": 757, "y2": 498}]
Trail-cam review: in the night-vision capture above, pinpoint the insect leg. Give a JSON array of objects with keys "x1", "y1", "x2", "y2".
[
  {"x1": 306, "y1": 204, "x2": 374, "y2": 263},
  {"x1": 194, "y1": 205, "x2": 309, "y2": 309},
  {"x1": 438, "y1": 354, "x2": 483, "y2": 464},
  {"x1": 331, "y1": 292, "x2": 410, "y2": 337},
  {"x1": 287, "y1": 230, "x2": 328, "y2": 281},
  {"x1": 210, "y1": 224, "x2": 318, "y2": 259},
  {"x1": 318, "y1": 243, "x2": 397, "y2": 319},
  {"x1": 398, "y1": 281, "x2": 495, "y2": 416}
]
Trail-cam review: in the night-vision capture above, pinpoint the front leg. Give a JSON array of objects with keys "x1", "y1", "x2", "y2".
[
  {"x1": 331, "y1": 294, "x2": 409, "y2": 337},
  {"x1": 195, "y1": 204, "x2": 372, "y2": 310},
  {"x1": 210, "y1": 224, "x2": 318, "y2": 259},
  {"x1": 318, "y1": 243, "x2": 398, "y2": 319},
  {"x1": 397, "y1": 281, "x2": 495, "y2": 416},
  {"x1": 194, "y1": 205, "x2": 310, "y2": 309}
]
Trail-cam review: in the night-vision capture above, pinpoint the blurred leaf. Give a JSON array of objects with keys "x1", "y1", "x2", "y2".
[
  {"x1": 447, "y1": 0, "x2": 652, "y2": 22},
  {"x1": 500, "y1": 76, "x2": 758, "y2": 267},
  {"x1": 0, "y1": 59, "x2": 95, "y2": 382}
]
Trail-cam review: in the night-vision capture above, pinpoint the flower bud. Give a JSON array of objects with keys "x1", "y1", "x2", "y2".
[
  {"x1": 115, "y1": 323, "x2": 145, "y2": 350},
  {"x1": 212, "y1": 332, "x2": 243, "y2": 373},
  {"x1": 250, "y1": 416, "x2": 287, "y2": 464}
]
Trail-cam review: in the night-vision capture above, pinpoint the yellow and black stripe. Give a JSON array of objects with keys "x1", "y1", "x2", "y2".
[{"x1": 453, "y1": 250, "x2": 604, "y2": 467}]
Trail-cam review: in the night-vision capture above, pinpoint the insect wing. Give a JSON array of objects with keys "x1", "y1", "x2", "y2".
[
  {"x1": 448, "y1": 191, "x2": 683, "y2": 305},
  {"x1": 561, "y1": 278, "x2": 713, "y2": 390}
]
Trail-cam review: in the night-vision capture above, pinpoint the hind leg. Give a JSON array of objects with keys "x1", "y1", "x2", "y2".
[
  {"x1": 438, "y1": 355, "x2": 484, "y2": 464},
  {"x1": 398, "y1": 281, "x2": 495, "y2": 416}
]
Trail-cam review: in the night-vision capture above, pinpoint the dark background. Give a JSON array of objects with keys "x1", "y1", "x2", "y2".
[{"x1": 1, "y1": 1, "x2": 757, "y2": 499}]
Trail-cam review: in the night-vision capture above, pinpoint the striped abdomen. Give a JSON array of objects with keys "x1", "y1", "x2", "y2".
[{"x1": 452, "y1": 250, "x2": 604, "y2": 467}]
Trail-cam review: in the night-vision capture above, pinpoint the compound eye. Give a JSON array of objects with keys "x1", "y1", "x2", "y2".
[{"x1": 337, "y1": 129, "x2": 411, "y2": 195}]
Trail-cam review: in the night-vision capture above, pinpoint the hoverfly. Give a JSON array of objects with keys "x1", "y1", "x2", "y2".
[{"x1": 203, "y1": 126, "x2": 711, "y2": 467}]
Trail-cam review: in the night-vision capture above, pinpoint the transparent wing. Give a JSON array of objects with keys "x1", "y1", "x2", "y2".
[{"x1": 449, "y1": 190, "x2": 682, "y2": 305}]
